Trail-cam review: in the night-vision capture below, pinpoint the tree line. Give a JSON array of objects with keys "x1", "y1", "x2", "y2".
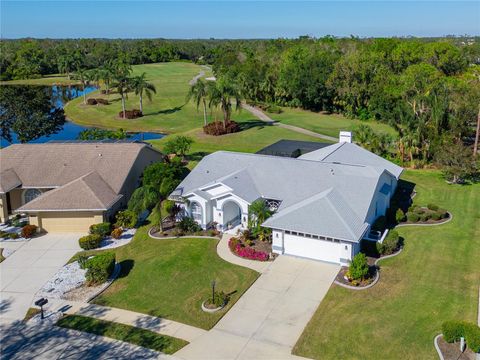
[{"x1": 210, "y1": 37, "x2": 480, "y2": 181}]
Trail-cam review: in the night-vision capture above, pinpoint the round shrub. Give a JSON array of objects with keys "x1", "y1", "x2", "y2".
[
  {"x1": 420, "y1": 213, "x2": 431, "y2": 222},
  {"x1": 89, "y1": 222, "x2": 111, "y2": 237},
  {"x1": 407, "y1": 212, "x2": 420, "y2": 222},
  {"x1": 21, "y1": 224, "x2": 37, "y2": 238},
  {"x1": 79, "y1": 234, "x2": 102, "y2": 250},
  {"x1": 442, "y1": 321, "x2": 465, "y2": 343},
  {"x1": 86, "y1": 98, "x2": 98, "y2": 105},
  {"x1": 84, "y1": 252, "x2": 116, "y2": 285},
  {"x1": 377, "y1": 230, "x2": 400, "y2": 256},
  {"x1": 111, "y1": 228, "x2": 123, "y2": 239},
  {"x1": 427, "y1": 203, "x2": 439, "y2": 211},
  {"x1": 118, "y1": 109, "x2": 142, "y2": 119},
  {"x1": 413, "y1": 206, "x2": 424, "y2": 214},
  {"x1": 395, "y1": 209, "x2": 406, "y2": 223},
  {"x1": 465, "y1": 323, "x2": 480, "y2": 353},
  {"x1": 177, "y1": 217, "x2": 201, "y2": 233},
  {"x1": 349, "y1": 253, "x2": 369, "y2": 280},
  {"x1": 115, "y1": 210, "x2": 137, "y2": 229},
  {"x1": 438, "y1": 209, "x2": 449, "y2": 219},
  {"x1": 430, "y1": 212, "x2": 442, "y2": 221},
  {"x1": 9, "y1": 232, "x2": 19, "y2": 239}
]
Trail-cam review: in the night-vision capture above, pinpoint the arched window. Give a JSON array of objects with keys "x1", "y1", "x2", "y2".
[
  {"x1": 23, "y1": 189, "x2": 42, "y2": 204},
  {"x1": 191, "y1": 202, "x2": 202, "y2": 222}
]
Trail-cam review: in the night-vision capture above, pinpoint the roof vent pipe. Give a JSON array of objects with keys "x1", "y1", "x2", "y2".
[{"x1": 339, "y1": 131, "x2": 352, "y2": 143}]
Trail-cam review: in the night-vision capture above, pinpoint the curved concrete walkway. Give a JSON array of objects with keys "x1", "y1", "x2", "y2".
[
  {"x1": 216, "y1": 234, "x2": 271, "y2": 273},
  {"x1": 241, "y1": 103, "x2": 338, "y2": 142}
]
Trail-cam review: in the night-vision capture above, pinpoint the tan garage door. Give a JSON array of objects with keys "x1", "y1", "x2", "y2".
[{"x1": 39, "y1": 212, "x2": 101, "y2": 232}]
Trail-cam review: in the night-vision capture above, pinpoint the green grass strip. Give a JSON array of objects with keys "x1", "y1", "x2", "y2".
[{"x1": 57, "y1": 314, "x2": 188, "y2": 354}]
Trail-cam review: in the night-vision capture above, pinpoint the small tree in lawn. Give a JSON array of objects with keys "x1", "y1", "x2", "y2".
[
  {"x1": 73, "y1": 68, "x2": 90, "y2": 105},
  {"x1": 435, "y1": 137, "x2": 478, "y2": 183},
  {"x1": 348, "y1": 253, "x2": 369, "y2": 281},
  {"x1": 163, "y1": 136, "x2": 194, "y2": 159}
]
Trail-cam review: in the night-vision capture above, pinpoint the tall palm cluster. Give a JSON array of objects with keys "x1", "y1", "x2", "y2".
[
  {"x1": 71, "y1": 59, "x2": 156, "y2": 119},
  {"x1": 186, "y1": 77, "x2": 242, "y2": 128}
]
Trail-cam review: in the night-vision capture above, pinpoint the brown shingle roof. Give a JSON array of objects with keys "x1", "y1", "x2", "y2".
[
  {"x1": 0, "y1": 168, "x2": 22, "y2": 193},
  {"x1": 1, "y1": 142, "x2": 163, "y2": 211},
  {"x1": 0, "y1": 142, "x2": 157, "y2": 192},
  {"x1": 18, "y1": 171, "x2": 122, "y2": 211}
]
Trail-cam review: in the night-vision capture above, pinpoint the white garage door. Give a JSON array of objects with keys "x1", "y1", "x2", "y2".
[{"x1": 283, "y1": 234, "x2": 343, "y2": 264}]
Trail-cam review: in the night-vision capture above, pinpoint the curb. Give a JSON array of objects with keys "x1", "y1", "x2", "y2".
[
  {"x1": 434, "y1": 334, "x2": 445, "y2": 360},
  {"x1": 334, "y1": 247, "x2": 403, "y2": 291}
]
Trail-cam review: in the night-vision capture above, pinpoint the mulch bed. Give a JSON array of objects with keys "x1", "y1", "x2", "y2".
[
  {"x1": 150, "y1": 221, "x2": 220, "y2": 238},
  {"x1": 437, "y1": 335, "x2": 476, "y2": 360},
  {"x1": 399, "y1": 213, "x2": 451, "y2": 226},
  {"x1": 335, "y1": 256, "x2": 377, "y2": 287}
]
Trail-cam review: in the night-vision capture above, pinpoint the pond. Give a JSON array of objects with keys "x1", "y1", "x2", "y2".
[{"x1": 0, "y1": 85, "x2": 164, "y2": 148}]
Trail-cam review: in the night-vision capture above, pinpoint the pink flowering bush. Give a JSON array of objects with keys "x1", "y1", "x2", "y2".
[{"x1": 229, "y1": 238, "x2": 269, "y2": 261}]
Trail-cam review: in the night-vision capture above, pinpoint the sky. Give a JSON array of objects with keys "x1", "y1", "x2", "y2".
[{"x1": 1, "y1": 1, "x2": 479, "y2": 39}]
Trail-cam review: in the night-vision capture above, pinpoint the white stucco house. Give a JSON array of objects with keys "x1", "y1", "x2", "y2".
[{"x1": 170, "y1": 139, "x2": 403, "y2": 265}]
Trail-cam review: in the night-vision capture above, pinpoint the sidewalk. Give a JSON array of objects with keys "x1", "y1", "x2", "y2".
[{"x1": 48, "y1": 300, "x2": 206, "y2": 343}]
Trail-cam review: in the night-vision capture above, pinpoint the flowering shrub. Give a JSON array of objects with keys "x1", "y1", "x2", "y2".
[
  {"x1": 21, "y1": 224, "x2": 37, "y2": 238},
  {"x1": 111, "y1": 227, "x2": 123, "y2": 239},
  {"x1": 228, "y1": 238, "x2": 269, "y2": 261}
]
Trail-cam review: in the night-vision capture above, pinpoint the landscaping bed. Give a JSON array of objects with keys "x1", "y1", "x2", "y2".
[
  {"x1": 149, "y1": 217, "x2": 220, "y2": 239},
  {"x1": 399, "y1": 204, "x2": 450, "y2": 225},
  {"x1": 335, "y1": 257, "x2": 377, "y2": 288},
  {"x1": 228, "y1": 236, "x2": 274, "y2": 262},
  {"x1": 57, "y1": 315, "x2": 188, "y2": 354}
]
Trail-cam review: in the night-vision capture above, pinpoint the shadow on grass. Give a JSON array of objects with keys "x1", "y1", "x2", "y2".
[
  {"x1": 237, "y1": 120, "x2": 273, "y2": 131},
  {"x1": 117, "y1": 259, "x2": 134, "y2": 279},
  {"x1": 187, "y1": 151, "x2": 210, "y2": 163},
  {"x1": 145, "y1": 105, "x2": 184, "y2": 116}
]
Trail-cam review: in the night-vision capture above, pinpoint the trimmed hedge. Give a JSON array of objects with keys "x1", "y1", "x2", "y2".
[
  {"x1": 442, "y1": 320, "x2": 480, "y2": 353},
  {"x1": 377, "y1": 230, "x2": 400, "y2": 256},
  {"x1": 407, "y1": 212, "x2": 420, "y2": 222},
  {"x1": 79, "y1": 234, "x2": 102, "y2": 250},
  {"x1": 89, "y1": 222, "x2": 111, "y2": 237},
  {"x1": 84, "y1": 252, "x2": 115, "y2": 285}
]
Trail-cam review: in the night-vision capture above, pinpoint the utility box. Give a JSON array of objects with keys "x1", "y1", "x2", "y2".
[{"x1": 339, "y1": 131, "x2": 352, "y2": 143}]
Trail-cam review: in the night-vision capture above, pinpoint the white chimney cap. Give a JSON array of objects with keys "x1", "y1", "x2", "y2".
[{"x1": 339, "y1": 131, "x2": 352, "y2": 143}]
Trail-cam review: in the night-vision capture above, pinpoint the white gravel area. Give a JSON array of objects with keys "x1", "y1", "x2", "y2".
[
  {"x1": 98, "y1": 228, "x2": 136, "y2": 250},
  {"x1": 36, "y1": 261, "x2": 86, "y2": 300}
]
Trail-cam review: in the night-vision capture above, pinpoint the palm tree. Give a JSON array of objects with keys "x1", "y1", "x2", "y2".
[
  {"x1": 57, "y1": 53, "x2": 78, "y2": 80},
  {"x1": 113, "y1": 75, "x2": 132, "y2": 119},
  {"x1": 73, "y1": 68, "x2": 90, "y2": 104},
  {"x1": 187, "y1": 78, "x2": 209, "y2": 126},
  {"x1": 208, "y1": 79, "x2": 242, "y2": 128},
  {"x1": 100, "y1": 61, "x2": 115, "y2": 96},
  {"x1": 132, "y1": 72, "x2": 156, "y2": 114},
  {"x1": 248, "y1": 199, "x2": 273, "y2": 240}
]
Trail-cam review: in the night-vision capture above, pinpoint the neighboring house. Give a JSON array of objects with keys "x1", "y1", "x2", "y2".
[
  {"x1": 0, "y1": 141, "x2": 163, "y2": 232},
  {"x1": 170, "y1": 140, "x2": 403, "y2": 265}
]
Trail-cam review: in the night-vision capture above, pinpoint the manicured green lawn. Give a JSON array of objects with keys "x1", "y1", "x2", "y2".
[
  {"x1": 57, "y1": 315, "x2": 187, "y2": 354},
  {"x1": 269, "y1": 107, "x2": 396, "y2": 137},
  {"x1": 64, "y1": 62, "x2": 214, "y2": 134},
  {"x1": 92, "y1": 225, "x2": 259, "y2": 330},
  {"x1": 0, "y1": 74, "x2": 79, "y2": 86},
  {"x1": 293, "y1": 170, "x2": 480, "y2": 359}
]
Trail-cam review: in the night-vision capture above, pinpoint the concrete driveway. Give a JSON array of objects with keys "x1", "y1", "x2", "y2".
[
  {"x1": 0, "y1": 233, "x2": 83, "y2": 324},
  {"x1": 1, "y1": 322, "x2": 169, "y2": 359},
  {"x1": 176, "y1": 256, "x2": 339, "y2": 359}
]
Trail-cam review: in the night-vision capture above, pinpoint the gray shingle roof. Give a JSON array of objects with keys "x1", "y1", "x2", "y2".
[
  {"x1": 172, "y1": 143, "x2": 402, "y2": 242},
  {"x1": 299, "y1": 142, "x2": 403, "y2": 178}
]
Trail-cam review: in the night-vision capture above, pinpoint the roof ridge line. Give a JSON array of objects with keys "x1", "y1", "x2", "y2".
[{"x1": 324, "y1": 189, "x2": 362, "y2": 240}]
